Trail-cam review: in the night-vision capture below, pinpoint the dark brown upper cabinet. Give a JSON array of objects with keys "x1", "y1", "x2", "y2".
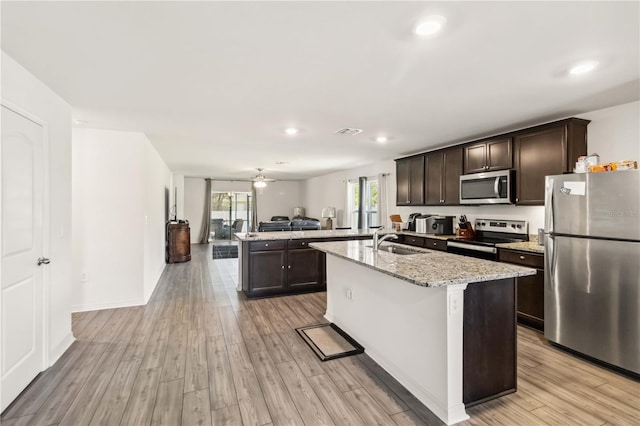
[
  {"x1": 464, "y1": 138, "x2": 512, "y2": 174},
  {"x1": 425, "y1": 147, "x2": 463, "y2": 205},
  {"x1": 513, "y1": 118, "x2": 589, "y2": 205},
  {"x1": 396, "y1": 155, "x2": 424, "y2": 206}
]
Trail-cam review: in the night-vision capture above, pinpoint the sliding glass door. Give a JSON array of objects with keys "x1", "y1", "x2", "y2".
[{"x1": 211, "y1": 191, "x2": 252, "y2": 241}]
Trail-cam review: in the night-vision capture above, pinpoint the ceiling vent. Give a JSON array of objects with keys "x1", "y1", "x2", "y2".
[{"x1": 335, "y1": 128, "x2": 363, "y2": 136}]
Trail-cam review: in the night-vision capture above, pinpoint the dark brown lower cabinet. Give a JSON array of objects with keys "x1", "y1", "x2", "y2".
[
  {"x1": 248, "y1": 250, "x2": 287, "y2": 292},
  {"x1": 463, "y1": 278, "x2": 516, "y2": 406},
  {"x1": 499, "y1": 249, "x2": 544, "y2": 331},
  {"x1": 242, "y1": 236, "x2": 368, "y2": 298}
]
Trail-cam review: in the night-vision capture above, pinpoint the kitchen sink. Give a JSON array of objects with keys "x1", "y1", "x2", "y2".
[{"x1": 365, "y1": 244, "x2": 423, "y2": 255}]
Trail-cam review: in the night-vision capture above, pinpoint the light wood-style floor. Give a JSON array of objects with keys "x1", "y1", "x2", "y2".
[{"x1": 2, "y1": 246, "x2": 638, "y2": 426}]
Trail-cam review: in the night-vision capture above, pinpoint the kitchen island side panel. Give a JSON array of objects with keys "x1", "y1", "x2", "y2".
[{"x1": 324, "y1": 255, "x2": 470, "y2": 425}]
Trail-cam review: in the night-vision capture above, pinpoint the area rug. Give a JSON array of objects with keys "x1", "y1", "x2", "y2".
[
  {"x1": 296, "y1": 323, "x2": 364, "y2": 362},
  {"x1": 212, "y1": 242, "x2": 238, "y2": 259}
]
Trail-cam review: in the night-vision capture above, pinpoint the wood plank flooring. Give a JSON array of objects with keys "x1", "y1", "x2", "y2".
[{"x1": 2, "y1": 245, "x2": 638, "y2": 425}]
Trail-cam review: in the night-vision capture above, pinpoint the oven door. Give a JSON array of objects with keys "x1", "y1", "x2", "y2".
[
  {"x1": 460, "y1": 170, "x2": 513, "y2": 204},
  {"x1": 447, "y1": 241, "x2": 498, "y2": 260}
]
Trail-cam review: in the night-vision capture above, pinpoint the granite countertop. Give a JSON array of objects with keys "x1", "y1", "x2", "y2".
[
  {"x1": 496, "y1": 241, "x2": 544, "y2": 254},
  {"x1": 235, "y1": 229, "x2": 456, "y2": 242},
  {"x1": 235, "y1": 229, "x2": 375, "y2": 241},
  {"x1": 310, "y1": 240, "x2": 536, "y2": 287}
]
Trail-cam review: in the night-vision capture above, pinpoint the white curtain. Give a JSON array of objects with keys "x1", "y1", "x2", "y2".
[{"x1": 378, "y1": 173, "x2": 389, "y2": 229}]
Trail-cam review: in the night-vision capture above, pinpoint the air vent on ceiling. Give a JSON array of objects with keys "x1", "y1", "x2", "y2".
[{"x1": 335, "y1": 128, "x2": 363, "y2": 136}]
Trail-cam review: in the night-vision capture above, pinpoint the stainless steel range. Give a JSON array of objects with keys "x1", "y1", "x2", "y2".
[{"x1": 447, "y1": 219, "x2": 529, "y2": 260}]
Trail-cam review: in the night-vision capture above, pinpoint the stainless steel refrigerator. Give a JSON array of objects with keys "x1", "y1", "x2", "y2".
[{"x1": 544, "y1": 170, "x2": 639, "y2": 375}]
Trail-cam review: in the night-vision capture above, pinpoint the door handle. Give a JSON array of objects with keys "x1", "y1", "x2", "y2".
[
  {"x1": 37, "y1": 257, "x2": 51, "y2": 266},
  {"x1": 494, "y1": 177, "x2": 500, "y2": 197}
]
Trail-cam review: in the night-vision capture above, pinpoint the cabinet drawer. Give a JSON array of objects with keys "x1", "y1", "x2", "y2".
[
  {"x1": 249, "y1": 240, "x2": 286, "y2": 252},
  {"x1": 403, "y1": 236, "x2": 425, "y2": 247},
  {"x1": 288, "y1": 239, "x2": 313, "y2": 250},
  {"x1": 425, "y1": 238, "x2": 448, "y2": 252},
  {"x1": 499, "y1": 249, "x2": 543, "y2": 268}
]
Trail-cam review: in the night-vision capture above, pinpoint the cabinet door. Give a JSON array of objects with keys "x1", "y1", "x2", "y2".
[
  {"x1": 249, "y1": 250, "x2": 287, "y2": 293},
  {"x1": 288, "y1": 248, "x2": 324, "y2": 289},
  {"x1": 486, "y1": 138, "x2": 512, "y2": 171},
  {"x1": 409, "y1": 156, "x2": 425, "y2": 205},
  {"x1": 516, "y1": 269, "x2": 544, "y2": 331},
  {"x1": 425, "y1": 152, "x2": 443, "y2": 205},
  {"x1": 464, "y1": 143, "x2": 487, "y2": 174},
  {"x1": 514, "y1": 126, "x2": 566, "y2": 205},
  {"x1": 442, "y1": 147, "x2": 463, "y2": 205},
  {"x1": 396, "y1": 159, "x2": 410, "y2": 205}
]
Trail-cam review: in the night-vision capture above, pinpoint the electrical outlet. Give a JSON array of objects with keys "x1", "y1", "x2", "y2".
[{"x1": 80, "y1": 272, "x2": 89, "y2": 282}]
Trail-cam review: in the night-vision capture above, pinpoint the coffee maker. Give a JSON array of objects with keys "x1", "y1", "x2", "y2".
[{"x1": 407, "y1": 213, "x2": 422, "y2": 231}]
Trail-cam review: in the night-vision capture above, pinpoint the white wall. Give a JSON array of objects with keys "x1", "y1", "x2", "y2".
[
  {"x1": 184, "y1": 177, "x2": 206, "y2": 242},
  {"x1": 301, "y1": 101, "x2": 640, "y2": 234},
  {"x1": 256, "y1": 180, "x2": 301, "y2": 222},
  {"x1": 172, "y1": 173, "x2": 185, "y2": 220},
  {"x1": 577, "y1": 101, "x2": 640, "y2": 163},
  {"x1": 143, "y1": 144, "x2": 172, "y2": 301},
  {"x1": 72, "y1": 128, "x2": 171, "y2": 311},
  {"x1": 1, "y1": 52, "x2": 74, "y2": 364}
]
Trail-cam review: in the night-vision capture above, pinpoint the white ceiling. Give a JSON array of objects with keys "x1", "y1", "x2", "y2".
[{"x1": 2, "y1": 1, "x2": 639, "y2": 180}]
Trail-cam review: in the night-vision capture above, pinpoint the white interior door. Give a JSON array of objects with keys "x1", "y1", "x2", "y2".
[{"x1": 1, "y1": 105, "x2": 45, "y2": 411}]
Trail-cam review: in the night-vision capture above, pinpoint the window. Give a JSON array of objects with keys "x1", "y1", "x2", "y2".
[{"x1": 347, "y1": 177, "x2": 378, "y2": 229}]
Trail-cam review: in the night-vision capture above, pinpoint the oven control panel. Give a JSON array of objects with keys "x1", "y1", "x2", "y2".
[{"x1": 474, "y1": 219, "x2": 528, "y2": 234}]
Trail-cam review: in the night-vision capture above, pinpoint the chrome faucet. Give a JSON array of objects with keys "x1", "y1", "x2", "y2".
[{"x1": 373, "y1": 229, "x2": 399, "y2": 251}]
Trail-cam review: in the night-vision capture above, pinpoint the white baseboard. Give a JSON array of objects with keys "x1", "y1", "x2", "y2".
[
  {"x1": 49, "y1": 332, "x2": 75, "y2": 367},
  {"x1": 72, "y1": 297, "x2": 146, "y2": 313}
]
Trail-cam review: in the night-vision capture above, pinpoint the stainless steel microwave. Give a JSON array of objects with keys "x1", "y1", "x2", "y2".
[{"x1": 459, "y1": 170, "x2": 514, "y2": 204}]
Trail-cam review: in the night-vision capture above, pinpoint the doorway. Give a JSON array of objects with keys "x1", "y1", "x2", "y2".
[{"x1": 210, "y1": 191, "x2": 252, "y2": 241}]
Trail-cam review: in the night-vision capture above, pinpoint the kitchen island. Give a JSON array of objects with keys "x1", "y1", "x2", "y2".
[{"x1": 310, "y1": 240, "x2": 536, "y2": 425}]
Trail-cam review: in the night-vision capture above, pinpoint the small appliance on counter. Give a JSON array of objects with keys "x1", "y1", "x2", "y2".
[
  {"x1": 407, "y1": 213, "x2": 422, "y2": 231},
  {"x1": 414, "y1": 214, "x2": 435, "y2": 234},
  {"x1": 425, "y1": 216, "x2": 455, "y2": 235}
]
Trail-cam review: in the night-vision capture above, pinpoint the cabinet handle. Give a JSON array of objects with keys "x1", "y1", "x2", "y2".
[
  {"x1": 288, "y1": 265, "x2": 291, "y2": 269},
  {"x1": 433, "y1": 242, "x2": 437, "y2": 246},
  {"x1": 281, "y1": 265, "x2": 285, "y2": 269},
  {"x1": 515, "y1": 198, "x2": 519, "y2": 203},
  {"x1": 265, "y1": 243, "x2": 269, "y2": 247},
  {"x1": 519, "y1": 255, "x2": 525, "y2": 260},
  {"x1": 301, "y1": 242, "x2": 306, "y2": 245}
]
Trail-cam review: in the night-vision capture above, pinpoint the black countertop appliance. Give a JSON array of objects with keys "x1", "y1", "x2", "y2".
[{"x1": 407, "y1": 213, "x2": 422, "y2": 231}]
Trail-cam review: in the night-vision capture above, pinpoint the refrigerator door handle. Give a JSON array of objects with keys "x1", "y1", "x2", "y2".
[
  {"x1": 545, "y1": 235, "x2": 556, "y2": 290},
  {"x1": 545, "y1": 177, "x2": 554, "y2": 233}
]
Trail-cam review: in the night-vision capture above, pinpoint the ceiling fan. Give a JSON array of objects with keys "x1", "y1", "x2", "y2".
[{"x1": 251, "y1": 168, "x2": 276, "y2": 188}]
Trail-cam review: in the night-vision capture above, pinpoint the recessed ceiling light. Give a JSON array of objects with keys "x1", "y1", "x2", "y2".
[
  {"x1": 569, "y1": 60, "x2": 599, "y2": 76},
  {"x1": 414, "y1": 15, "x2": 446, "y2": 37},
  {"x1": 376, "y1": 136, "x2": 388, "y2": 143},
  {"x1": 284, "y1": 127, "x2": 299, "y2": 135}
]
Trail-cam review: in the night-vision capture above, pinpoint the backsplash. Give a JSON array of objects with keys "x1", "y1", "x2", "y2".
[{"x1": 395, "y1": 205, "x2": 545, "y2": 235}]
